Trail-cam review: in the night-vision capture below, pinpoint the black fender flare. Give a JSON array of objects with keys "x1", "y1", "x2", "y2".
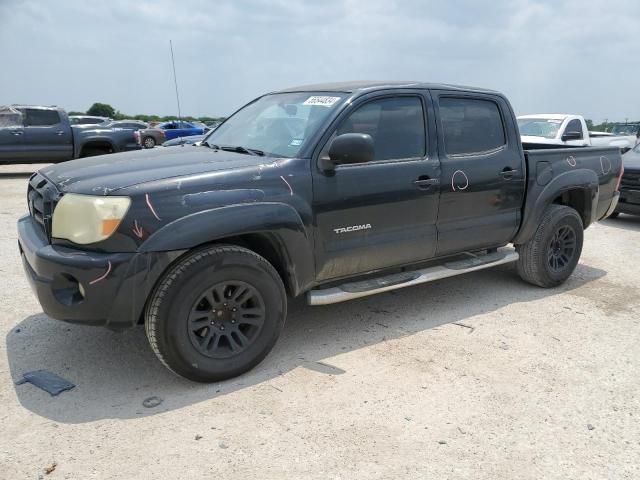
[
  {"x1": 138, "y1": 202, "x2": 314, "y2": 295},
  {"x1": 513, "y1": 169, "x2": 599, "y2": 245},
  {"x1": 75, "y1": 136, "x2": 116, "y2": 157}
]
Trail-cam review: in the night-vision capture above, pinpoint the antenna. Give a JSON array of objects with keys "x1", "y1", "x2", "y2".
[{"x1": 169, "y1": 40, "x2": 182, "y2": 123}]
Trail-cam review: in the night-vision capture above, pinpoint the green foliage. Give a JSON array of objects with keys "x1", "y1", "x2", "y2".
[
  {"x1": 81, "y1": 103, "x2": 225, "y2": 124},
  {"x1": 86, "y1": 102, "x2": 116, "y2": 118}
]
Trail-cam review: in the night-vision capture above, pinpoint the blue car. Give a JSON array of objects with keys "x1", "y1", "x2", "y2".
[{"x1": 136, "y1": 121, "x2": 205, "y2": 148}]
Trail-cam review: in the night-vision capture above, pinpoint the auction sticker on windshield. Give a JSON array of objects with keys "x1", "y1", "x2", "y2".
[{"x1": 303, "y1": 96, "x2": 341, "y2": 107}]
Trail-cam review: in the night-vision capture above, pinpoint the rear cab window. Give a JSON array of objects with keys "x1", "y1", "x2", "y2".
[
  {"x1": 25, "y1": 109, "x2": 61, "y2": 127},
  {"x1": 439, "y1": 97, "x2": 506, "y2": 155}
]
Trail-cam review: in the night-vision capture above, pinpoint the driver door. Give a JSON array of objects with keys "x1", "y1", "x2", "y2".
[{"x1": 311, "y1": 92, "x2": 441, "y2": 282}]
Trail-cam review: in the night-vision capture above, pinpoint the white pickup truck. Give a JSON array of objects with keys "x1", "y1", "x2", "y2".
[{"x1": 517, "y1": 114, "x2": 638, "y2": 152}]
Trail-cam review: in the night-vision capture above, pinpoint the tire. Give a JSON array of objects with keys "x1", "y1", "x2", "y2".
[
  {"x1": 142, "y1": 136, "x2": 156, "y2": 148},
  {"x1": 145, "y1": 245, "x2": 287, "y2": 382},
  {"x1": 607, "y1": 211, "x2": 620, "y2": 219},
  {"x1": 516, "y1": 204, "x2": 584, "y2": 288}
]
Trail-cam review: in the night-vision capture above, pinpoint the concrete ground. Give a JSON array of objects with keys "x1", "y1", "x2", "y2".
[{"x1": 0, "y1": 163, "x2": 638, "y2": 479}]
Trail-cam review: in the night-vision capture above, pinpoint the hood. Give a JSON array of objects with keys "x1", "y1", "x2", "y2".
[
  {"x1": 623, "y1": 148, "x2": 640, "y2": 171},
  {"x1": 39, "y1": 146, "x2": 277, "y2": 194}
]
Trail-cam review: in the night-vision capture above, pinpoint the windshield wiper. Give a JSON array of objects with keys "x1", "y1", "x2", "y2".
[
  {"x1": 219, "y1": 145, "x2": 265, "y2": 156},
  {"x1": 201, "y1": 140, "x2": 220, "y2": 149}
]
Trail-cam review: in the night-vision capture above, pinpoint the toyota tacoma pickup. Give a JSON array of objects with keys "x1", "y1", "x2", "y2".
[
  {"x1": 17, "y1": 82, "x2": 622, "y2": 382},
  {"x1": 0, "y1": 105, "x2": 140, "y2": 163}
]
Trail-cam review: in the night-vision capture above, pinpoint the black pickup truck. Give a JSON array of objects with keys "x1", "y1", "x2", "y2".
[
  {"x1": 17, "y1": 82, "x2": 622, "y2": 382},
  {"x1": 0, "y1": 105, "x2": 140, "y2": 163}
]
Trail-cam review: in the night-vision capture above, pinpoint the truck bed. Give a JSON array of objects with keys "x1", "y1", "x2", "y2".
[{"x1": 515, "y1": 145, "x2": 621, "y2": 245}]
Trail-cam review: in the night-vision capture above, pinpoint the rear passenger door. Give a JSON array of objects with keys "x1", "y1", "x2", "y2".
[
  {"x1": 22, "y1": 109, "x2": 73, "y2": 162},
  {"x1": 432, "y1": 92, "x2": 525, "y2": 256}
]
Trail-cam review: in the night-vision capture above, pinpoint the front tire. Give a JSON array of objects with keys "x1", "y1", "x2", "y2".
[
  {"x1": 516, "y1": 205, "x2": 584, "y2": 288},
  {"x1": 145, "y1": 245, "x2": 287, "y2": 382}
]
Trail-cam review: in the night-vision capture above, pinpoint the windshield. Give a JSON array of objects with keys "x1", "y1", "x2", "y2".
[
  {"x1": 611, "y1": 124, "x2": 639, "y2": 136},
  {"x1": 203, "y1": 92, "x2": 346, "y2": 157},
  {"x1": 517, "y1": 118, "x2": 564, "y2": 139}
]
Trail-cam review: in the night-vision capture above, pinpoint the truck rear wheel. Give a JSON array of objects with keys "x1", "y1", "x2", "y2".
[
  {"x1": 516, "y1": 204, "x2": 584, "y2": 288},
  {"x1": 145, "y1": 245, "x2": 287, "y2": 382}
]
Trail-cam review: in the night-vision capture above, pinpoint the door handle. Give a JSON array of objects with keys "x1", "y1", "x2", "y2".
[
  {"x1": 55, "y1": 130, "x2": 65, "y2": 136},
  {"x1": 501, "y1": 167, "x2": 518, "y2": 179},
  {"x1": 413, "y1": 176, "x2": 440, "y2": 189},
  {"x1": 10, "y1": 130, "x2": 23, "y2": 136}
]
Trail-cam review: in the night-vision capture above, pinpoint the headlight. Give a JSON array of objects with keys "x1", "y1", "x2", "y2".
[{"x1": 52, "y1": 194, "x2": 131, "y2": 244}]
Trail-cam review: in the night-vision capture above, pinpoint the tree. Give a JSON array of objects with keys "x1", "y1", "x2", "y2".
[{"x1": 86, "y1": 102, "x2": 116, "y2": 118}]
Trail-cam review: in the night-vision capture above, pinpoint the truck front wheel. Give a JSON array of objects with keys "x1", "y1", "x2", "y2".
[
  {"x1": 516, "y1": 204, "x2": 584, "y2": 288},
  {"x1": 145, "y1": 245, "x2": 287, "y2": 382}
]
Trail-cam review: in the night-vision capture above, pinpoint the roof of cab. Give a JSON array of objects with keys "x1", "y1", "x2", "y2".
[{"x1": 273, "y1": 80, "x2": 500, "y2": 95}]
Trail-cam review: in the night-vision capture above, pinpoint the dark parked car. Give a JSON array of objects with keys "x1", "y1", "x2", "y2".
[
  {"x1": 135, "y1": 121, "x2": 205, "y2": 148},
  {"x1": 18, "y1": 81, "x2": 622, "y2": 382},
  {"x1": 610, "y1": 143, "x2": 640, "y2": 217},
  {"x1": 103, "y1": 120, "x2": 148, "y2": 131},
  {"x1": 0, "y1": 105, "x2": 140, "y2": 163}
]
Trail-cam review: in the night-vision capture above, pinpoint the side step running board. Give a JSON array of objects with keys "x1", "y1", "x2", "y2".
[{"x1": 307, "y1": 247, "x2": 519, "y2": 306}]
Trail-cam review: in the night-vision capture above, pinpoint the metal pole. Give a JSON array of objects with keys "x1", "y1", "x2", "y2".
[{"x1": 169, "y1": 40, "x2": 182, "y2": 123}]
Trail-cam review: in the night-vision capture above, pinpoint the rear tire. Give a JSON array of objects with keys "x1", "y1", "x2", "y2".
[
  {"x1": 516, "y1": 204, "x2": 584, "y2": 288},
  {"x1": 142, "y1": 136, "x2": 156, "y2": 148},
  {"x1": 145, "y1": 245, "x2": 287, "y2": 382},
  {"x1": 607, "y1": 211, "x2": 620, "y2": 219}
]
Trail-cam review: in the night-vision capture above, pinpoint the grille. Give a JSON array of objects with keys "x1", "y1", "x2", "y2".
[
  {"x1": 620, "y1": 171, "x2": 640, "y2": 190},
  {"x1": 27, "y1": 173, "x2": 59, "y2": 241}
]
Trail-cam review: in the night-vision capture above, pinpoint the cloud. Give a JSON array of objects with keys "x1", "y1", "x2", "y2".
[{"x1": 0, "y1": 0, "x2": 638, "y2": 121}]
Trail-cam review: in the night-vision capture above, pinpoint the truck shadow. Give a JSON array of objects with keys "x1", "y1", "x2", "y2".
[
  {"x1": 601, "y1": 215, "x2": 640, "y2": 232},
  {"x1": 6, "y1": 263, "x2": 606, "y2": 424}
]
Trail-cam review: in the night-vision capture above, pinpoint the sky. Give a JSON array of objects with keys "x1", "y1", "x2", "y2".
[{"x1": 0, "y1": 0, "x2": 638, "y2": 122}]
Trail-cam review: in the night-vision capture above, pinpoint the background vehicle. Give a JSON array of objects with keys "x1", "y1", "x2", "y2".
[
  {"x1": 518, "y1": 114, "x2": 637, "y2": 152},
  {"x1": 18, "y1": 82, "x2": 622, "y2": 382},
  {"x1": 135, "y1": 120, "x2": 205, "y2": 148},
  {"x1": 162, "y1": 134, "x2": 205, "y2": 147},
  {"x1": 69, "y1": 115, "x2": 111, "y2": 126},
  {"x1": 610, "y1": 123, "x2": 640, "y2": 138},
  {"x1": 0, "y1": 105, "x2": 140, "y2": 163},
  {"x1": 610, "y1": 143, "x2": 640, "y2": 218},
  {"x1": 102, "y1": 120, "x2": 148, "y2": 131}
]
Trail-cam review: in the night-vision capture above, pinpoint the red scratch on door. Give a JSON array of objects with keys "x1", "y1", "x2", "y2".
[
  {"x1": 89, "y1": 261, "x2": 112, "y2": 285},
  {"x1": 145, "y1": 193, "x2": 161, "y2": 220}
]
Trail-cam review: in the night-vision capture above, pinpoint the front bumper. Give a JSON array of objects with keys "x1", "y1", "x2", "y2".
[{"x1": 18, "y1": 215, "x2": 182, "y2": 329}]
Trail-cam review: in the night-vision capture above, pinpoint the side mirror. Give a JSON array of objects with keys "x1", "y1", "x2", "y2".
[
  {"x1": 562, "y1": 131, "x2": 582, "y2": 141},
  {"x1": 321, "y1": 133, "x2": 374, "y2": 170}
]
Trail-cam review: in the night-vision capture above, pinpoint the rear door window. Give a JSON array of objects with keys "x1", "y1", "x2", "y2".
[
  {"x1": 25, "y1": 109, "x2": 61, "y2": 127},
  {"x1": 439, "y1": 97, "x2": 506, "y2": 155}
]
